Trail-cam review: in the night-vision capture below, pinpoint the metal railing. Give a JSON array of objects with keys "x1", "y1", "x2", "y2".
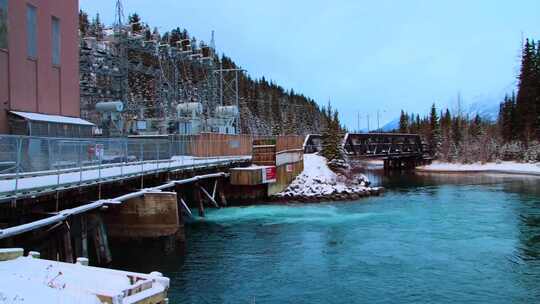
[{"x1": 0, "y1": 134, "x2": 252, "y2": 200}]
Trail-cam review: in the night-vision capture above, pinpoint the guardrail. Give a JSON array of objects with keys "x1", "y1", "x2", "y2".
[
  {"x1": 0, "y1": 134, "x2": 307, "y2": 200},
  {"x1": 0, "y1": 134, "x2": 253, "y2": 174},
  {"x1": 0, "y1": 134, "x2": 252, "y2": 200}
]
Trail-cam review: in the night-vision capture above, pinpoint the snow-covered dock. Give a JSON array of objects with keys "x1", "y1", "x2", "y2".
[
  {"x1": 0, "y1": 155, "x2": 250, "y2": 201},
  {"x1": 0, "y1": 249, "x2": 169, "y2": 304}
]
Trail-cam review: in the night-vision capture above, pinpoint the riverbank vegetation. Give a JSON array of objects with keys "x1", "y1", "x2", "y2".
[
  {"x1": 320, "y1": 103, "x2": 348, "y2": 171},
  {"x1": 397, "y1": 39, "x2": 540, "y2": 164}
]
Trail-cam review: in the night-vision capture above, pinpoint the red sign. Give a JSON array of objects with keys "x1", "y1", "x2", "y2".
[
  {"x1": 286, "y1": 164, "x2": 293, "y2": 172},
  {"x1": 262, "y1": 166, "x2": 277, "y2": 183}
]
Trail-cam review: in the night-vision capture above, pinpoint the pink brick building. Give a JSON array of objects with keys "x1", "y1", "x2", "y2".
[{"x1": 0, "y1": 0, "x2": 91, "y2": 136}]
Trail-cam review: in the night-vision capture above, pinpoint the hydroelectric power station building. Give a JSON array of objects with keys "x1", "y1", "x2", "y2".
[{"x1": 0, "y1": 0, "x2": 94, "y2": 137}]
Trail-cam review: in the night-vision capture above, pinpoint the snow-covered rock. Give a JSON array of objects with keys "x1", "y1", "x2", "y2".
[{"x1": 273, "y1": 154, "x2": 382, "y2": 201}]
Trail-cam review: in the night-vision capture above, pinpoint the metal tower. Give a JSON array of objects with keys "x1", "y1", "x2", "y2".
[
  {"x1": 114, "y1": 0, "x2": 124, "y2": 33},
  {"x1": 213, "y1": 66, "x2": 243, "y2": 133},
  {"x1": 210, "y1": 30, "x2": 215, "y2": 50}
]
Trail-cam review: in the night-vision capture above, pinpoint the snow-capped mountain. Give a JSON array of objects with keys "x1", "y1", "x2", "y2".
[
  {"x1": 380, "y1": 93, "x2": 505, "y2": 132},
  {"x1": 464, "y1": 98, "x2": 500, "y2": 121},
  {"x1": 380, "y1": 117, "x2": 400, "y2": 132}
]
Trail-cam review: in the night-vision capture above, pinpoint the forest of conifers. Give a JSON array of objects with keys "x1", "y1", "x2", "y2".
[{"x1": 397, "y1": 39, "x2": 540, "y2": 163}]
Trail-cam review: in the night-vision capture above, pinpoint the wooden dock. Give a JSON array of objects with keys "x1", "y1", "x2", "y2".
[
  {"x1": 0, "y1": 134, "x2": 306, "y2": 266},
  {"x1": 0, "y1": 248, "x2": 170, "y2": 304}
]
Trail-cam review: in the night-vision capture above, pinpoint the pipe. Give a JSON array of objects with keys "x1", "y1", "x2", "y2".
[
  {"x1": 179, "y1": 197, "x2": 193, "y2": 217},
  {"x1": 0, "y1": 201, "x2": 104, "y2": 239}
]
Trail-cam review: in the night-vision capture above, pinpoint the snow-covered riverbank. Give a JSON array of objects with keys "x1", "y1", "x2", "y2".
[
  {"x1": 273, "y1": 154, "x2": 383, "y2": 202},
  {"x1": 417, "y1": 161, "x2": 540, "y2": 176}
]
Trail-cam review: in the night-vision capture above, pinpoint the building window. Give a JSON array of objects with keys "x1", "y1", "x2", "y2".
[
  {"x1": 26, "y1": 4, "x2": 36, "y2": 59},
  {"x1": 52, "y1": 16, "x2": 60, "y2": 65},
  {"x1": 0, "y1": 0, "x2": 7, "y2": 50}
]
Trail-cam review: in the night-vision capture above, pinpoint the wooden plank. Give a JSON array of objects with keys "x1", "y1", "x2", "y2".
[
  {"x1": 89, "y1": 213, "x2": 112, "y2": 265},
  {"x1": 230, "y1": 167, "x2": 264, "y2": 185},
  {"x1": 60, "y1": 223, "x2": 74, "y2": 263},
  {"x1": 218, "y1": 184, "x2": 228, "y2": 207},
  {"x1": 194, "y1": 183, "x2": 205, "y2": 217},
  {"x1": 81, "y1": 215, "x2": 88, "y2": 258},
  {"x1": 0, "y1": 248, "x2": 24, "y2": 261},
  {"x1": 276, "y1": 135, "x2": 304, "y2": 152},
  {"x1": 191, "y1": 133, "x2": 252, "y2": 157}
]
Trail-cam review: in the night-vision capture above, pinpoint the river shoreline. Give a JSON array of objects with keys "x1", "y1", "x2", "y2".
[{"x1": 416, "y1": 161, "x2": 540, "y2": 177}]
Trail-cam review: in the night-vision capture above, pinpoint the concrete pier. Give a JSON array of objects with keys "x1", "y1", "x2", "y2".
[{"x1": 105, "y1": 191, "x2": 183, "y2": 240}]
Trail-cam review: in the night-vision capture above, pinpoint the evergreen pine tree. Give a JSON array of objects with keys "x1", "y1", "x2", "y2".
[
  {"x1": 470, "y1": 114, "x2": 482, "y2": 138},
  {"x1": 152, "y1": 27, "x2": 160, "y2": 40},
  {"x1": 128, "y1": 13, "x2": 143, "y2": 33},
  {"x1": 452, "y1": 115, "x2": 462, "y2": 145},
  {"x1": 429, "y1": 103, "x2": 442, "y2": 157},
  {"x1": 399, "y1": 110, "x2": 409, "y2": 133},
  {"x1": 79, "y1": 10, "x2": 90, "y2": 36},
  {"x1": 89, "y1": 13, "x2": 104, "y2": 40},
  {"x1": 536, "y1": 42, "x2": 540, "y2": 140},
  {"x1": 499, "y1": 94, "x2": 516, "y2": 142},
  {"x1": 144, "y1": 26, "x2": 152, "y2": 41},
  {"x1": 170, "y1": 27, "x2": 182, "y2": 46},
  {"x1": 321, "y1": 108, "x2": 345, "y2": 170},
  {"x1": 515, "y1": 39, "x2": 537, "y2": 142},
  {"x1": 441, "y1": 109, "x2": 452, "y2": 134}
]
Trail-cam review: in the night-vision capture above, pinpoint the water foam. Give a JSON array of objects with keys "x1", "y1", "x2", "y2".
[{"x1": 197, "y1": 204, "x2": 375, "y2": 226}]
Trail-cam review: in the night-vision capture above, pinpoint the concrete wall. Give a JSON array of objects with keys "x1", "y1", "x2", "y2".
[
  {"x1": 267, "y1": 150, "x2": 304, "y2": 195},
  {"x1": 105, "y1": 192, "x2": 182, "y2": 240},
  {"x1": 0, "y1": 0, "x2": 79, "y2": 133}
]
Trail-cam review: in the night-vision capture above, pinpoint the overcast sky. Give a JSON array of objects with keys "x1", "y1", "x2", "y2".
[{"x1": 81, "y1": 0, "x2": 540, "y2": 129}]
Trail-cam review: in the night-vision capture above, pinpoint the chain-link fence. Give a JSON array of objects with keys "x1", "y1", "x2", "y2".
[
  {"x1": 0, "y1": 134, "x2": 255, "y2": 174},
  {"x1": 0, "y1": 134, "x2": 310, "y2": 198},
  {"x1": 0, "y1": 134, "x2": 253, "y2": 197}
]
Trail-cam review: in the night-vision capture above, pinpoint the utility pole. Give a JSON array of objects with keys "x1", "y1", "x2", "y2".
[
  {"x1": 357, "y1": 111, "x2": 360, "y2": 133},
  {"x1": 367, "y1": 114, "x2": 370, "y2": 132},
  {"x1": 377, "y1": 110, "x2": 380, "y2": 131},
  {"x1": 210, "y1": 30, "x2": 215, "y2": 50},
  {"x1": 114, "y1": 0, "x2": 124, "y2": 32}
]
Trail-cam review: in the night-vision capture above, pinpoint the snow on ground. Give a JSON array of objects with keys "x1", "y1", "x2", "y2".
[
  {"x1": 0, "y1": 256, "x2": 168, "y2": 304},
  {"x1": 0, "y1": 155, "x2": 250, "y2": 194},
  {"x1": 0, "y1": 257, "x2": 124, "y2": 303},
  {"x1": 275, "y1": 154, "x2": 371, "y2": 198},
  {"x1": 417, "y1": 161, "x2": 540, "y2": 176}
]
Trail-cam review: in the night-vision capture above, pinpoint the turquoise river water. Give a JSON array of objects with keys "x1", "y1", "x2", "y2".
[{"x1": 113, "y1": 172, "x2": 540, "y2": 303}]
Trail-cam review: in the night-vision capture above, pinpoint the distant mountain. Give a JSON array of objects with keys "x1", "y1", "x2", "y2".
[
  {"x1": 380, "y1": 117, "x2": 400, "y2": 132},
  {"x1": 464, "y1": 98, "x2": 500, "y2": 121},
  {"x1": 380, "y1": 94, "x2": 503, "y2": 133}
]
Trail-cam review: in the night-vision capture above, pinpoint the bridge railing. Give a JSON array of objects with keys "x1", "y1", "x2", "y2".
[
  {"x1": 343, "y1": 133, "x2": 424, "y2": 157},
  {"x1": 0, "y1": 134, "x2": 254, "y2": 200},
  {"x1": 0, "y1": 134, "x2": 256, "y2": 175},
  {"x1": 347, "y1": 143, "x2": 423, "y2": 155}
]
